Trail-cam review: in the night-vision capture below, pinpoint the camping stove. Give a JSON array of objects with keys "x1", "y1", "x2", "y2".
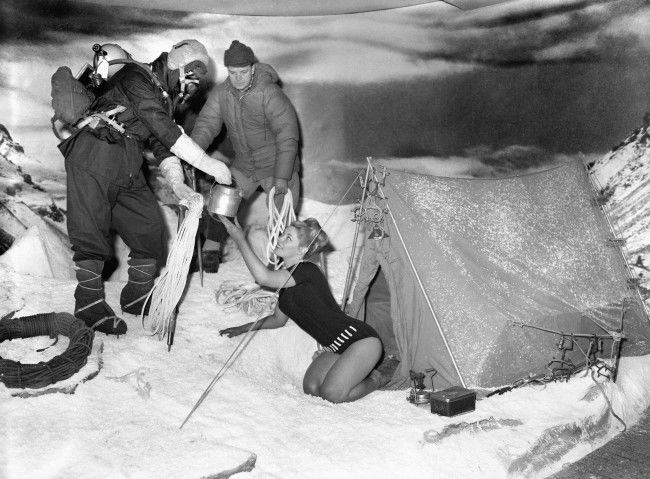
[{"x1": 407, "y1": 368, "x2": 436, "y2": 406}]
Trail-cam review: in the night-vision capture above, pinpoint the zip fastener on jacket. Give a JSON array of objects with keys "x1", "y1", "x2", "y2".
[
  {"x1": 236, "y1": 91, "x2": 253, "y2": 159},
  {"x1": 263, "y1": 91, "x2": 267, "y2": 142}
]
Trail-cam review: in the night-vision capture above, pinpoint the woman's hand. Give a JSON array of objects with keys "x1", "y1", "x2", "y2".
[
  {"x1": 312, "y1": 349, "x2": 327, "y2": 360},
  {"x1": 217, "y1": 215, "x2": 245, "y2": 241},
  {"x1": 219, "y1": 324, "x2": 249, "y2": 338}
]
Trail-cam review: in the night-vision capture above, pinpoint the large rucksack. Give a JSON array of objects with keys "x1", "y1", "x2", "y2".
[
  {"x1": 51, "y1": 54, "x2": 171, "y2": 131},
  {"x1": 50, "y1": 43, "x2": 130, "y2": 128},
  {"x1": 50, "y1": 65, "x2": 96, "y2": 126}
]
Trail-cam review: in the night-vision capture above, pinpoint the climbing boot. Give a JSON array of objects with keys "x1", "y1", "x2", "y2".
[
  {"x1": 120, "y1": 258, "x2": 157, "y2": 315},
  {"x1": 369, "y1": 355, "x2": 400, "y2": 390},
  {"x1": 74, "y1": 259, "x2": 127, "y2": 335}
]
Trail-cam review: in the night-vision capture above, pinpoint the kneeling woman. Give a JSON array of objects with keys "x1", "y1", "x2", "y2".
[{"x1": 218, "y1": 215, "x2": 386, "y2": 403}]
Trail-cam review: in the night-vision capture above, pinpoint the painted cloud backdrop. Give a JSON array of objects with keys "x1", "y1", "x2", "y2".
[{"x1": 2, "y1": 0, "x2": 649, "y2": 200}]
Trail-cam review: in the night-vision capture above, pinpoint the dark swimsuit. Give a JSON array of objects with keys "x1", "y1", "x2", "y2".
[{"x1": 278, "y1": 262, "x2": 381, "y2": 354}]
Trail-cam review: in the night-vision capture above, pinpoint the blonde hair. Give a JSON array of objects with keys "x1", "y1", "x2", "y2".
[{"x1": 292, "y1": 218, "x2": 328, "y2": 258}]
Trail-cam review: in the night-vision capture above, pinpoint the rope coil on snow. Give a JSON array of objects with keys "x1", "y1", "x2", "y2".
[
  {"x1": 0, "y1": 312, "x2": 94, "y2": 389},
  {"x1": 266, "y1": 187, "x2": 296, "y2": 269},
  {"x1": 143, "y1": 194, "x2": 203, "y2": 339},
  {"x1": 215, "y1": 281, "x2": 278, "y2": 316}
]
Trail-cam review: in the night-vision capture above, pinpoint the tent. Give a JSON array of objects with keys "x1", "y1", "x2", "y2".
[{"x1": 346, "y1": 160, "x2": 650, "y2": 390}]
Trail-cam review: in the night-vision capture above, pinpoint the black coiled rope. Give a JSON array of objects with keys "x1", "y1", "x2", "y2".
[{"x1": 0, "y1": 312, "x2": 94, "y2": 389}]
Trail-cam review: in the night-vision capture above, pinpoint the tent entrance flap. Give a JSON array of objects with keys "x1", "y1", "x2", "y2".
[{"x1": 363, "y1": 268, "x2": 399, "y2": 359}]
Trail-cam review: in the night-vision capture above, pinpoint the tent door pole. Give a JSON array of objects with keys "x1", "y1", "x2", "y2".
[{"x1": 340, "y1": 161, "x2": 372, "y2": 311}]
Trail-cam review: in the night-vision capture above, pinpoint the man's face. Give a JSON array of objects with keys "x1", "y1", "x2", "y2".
[{"x1": 228, "y1": 65, "x2": 254, "y2": 90}]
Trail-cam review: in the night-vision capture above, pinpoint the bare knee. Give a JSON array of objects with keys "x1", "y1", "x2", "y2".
[
  {"x1": 319, "y1": 384, "x2": 348, "y2": 404},
  {"x1": 302, "y1": 377, "x2": 320, "y2": 397}
]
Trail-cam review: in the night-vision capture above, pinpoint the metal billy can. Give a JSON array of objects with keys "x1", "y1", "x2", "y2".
[{"x1": 207, "y1": 184, "x2": 243, "y2": 217}]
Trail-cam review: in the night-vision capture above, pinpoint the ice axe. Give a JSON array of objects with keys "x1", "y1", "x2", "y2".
[
  {"x1": 183, "y1": 164, "x2": 204, "y2": 287},
  {"x1": 163, "y1": 203, "x2": 188, "y2": 351}
]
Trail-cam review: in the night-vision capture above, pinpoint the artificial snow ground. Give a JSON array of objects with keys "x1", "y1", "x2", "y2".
[{"x1": 2, "y1": 196, "x2": 650, "y2": 479}]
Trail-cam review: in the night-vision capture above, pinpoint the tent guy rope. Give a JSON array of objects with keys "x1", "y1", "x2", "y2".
[{"x1": 340, "y1": 160, "x2": 372, "y2": 310}]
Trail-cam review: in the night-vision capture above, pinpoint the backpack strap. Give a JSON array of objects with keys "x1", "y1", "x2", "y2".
[
  {"x1": 77, "y1": 105, "x2": 128, "y2": 135},
  {"x1": 76, "y1": 59, "x2": 173, "y2": 137},
  {"x1": 108, "y1": 58, "x2": 173, "y2": 114}
]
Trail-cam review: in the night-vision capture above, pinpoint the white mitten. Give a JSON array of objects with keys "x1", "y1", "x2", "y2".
[
  {"x1": 211, "y1": 150, "x2": 232, "y2": 166},
  {"x1": 159, "y1": 156, "x2": 200, "y2": 203},
  {"x1": 170, "y1": 133, "x2": 232, "y2": 185}
]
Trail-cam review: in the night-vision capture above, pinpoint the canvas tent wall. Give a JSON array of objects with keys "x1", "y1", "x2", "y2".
[{"x1": 347, "y1": 160, "x2": 650, "y2": 390}]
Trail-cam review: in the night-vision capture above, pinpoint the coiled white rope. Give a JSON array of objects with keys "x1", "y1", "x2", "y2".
[
  {"x1": 215, "y1": 281, "x2": 278, "y2": 316},
  {"x1": 142, "y1": 193, "x2": 204, "y2": 339},
  {"x1": 266, "y1": 187, "x2": 296, "y2": 269}
]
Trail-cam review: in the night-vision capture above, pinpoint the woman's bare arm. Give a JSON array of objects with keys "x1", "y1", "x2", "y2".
[
  {"x1": 219, "y1": 304, "x2": 289, "y2": 337},
  {"x1": 218, "y1": 215, "x2": 296, "y2": 289}
]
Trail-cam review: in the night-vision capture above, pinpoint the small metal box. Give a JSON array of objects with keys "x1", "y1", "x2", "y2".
[{"x1": 429, "y1": 386, "x2": 476, "y2": 417}]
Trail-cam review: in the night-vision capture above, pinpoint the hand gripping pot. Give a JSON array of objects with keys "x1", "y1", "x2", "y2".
[{"x1": 208, "y1": 184, "x2": 243, "y2": 217}]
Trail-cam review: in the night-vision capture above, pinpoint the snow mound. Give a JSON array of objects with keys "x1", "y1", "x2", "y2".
[
  {"x1": 592, "y1": 123, "x2": 650, "y2": 298},
  {"x1": 0, "y1": 224, "x2": 74, "y2": 279}
]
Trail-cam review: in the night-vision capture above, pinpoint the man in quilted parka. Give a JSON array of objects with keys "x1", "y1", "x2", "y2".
[{"x1": 191, "y1": 40, "x2": 301, "y2": 272}]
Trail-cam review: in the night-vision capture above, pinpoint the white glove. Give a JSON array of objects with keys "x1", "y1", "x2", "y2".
[
  {"x1": 170, "y1": 133, "x2": 232, "y2": 185},
  {"x1": 159, "y1": 156, "x2": 200, "y2": 203},
  {"x1": 210, "y1": 150, "x2": 232, "y2": 166}
]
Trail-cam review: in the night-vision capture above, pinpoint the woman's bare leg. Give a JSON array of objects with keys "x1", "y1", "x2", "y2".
[
  {"x1": 303, "y1": 351, "x2": 339, "y2": 396},
  {"x1": 318, "y1": 337, "x2": 383, "y2": 403}
]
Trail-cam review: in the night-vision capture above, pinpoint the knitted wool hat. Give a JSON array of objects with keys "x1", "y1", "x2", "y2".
[
  {"x1": 167, "y1": 39, "x2": 210, "y2": 71},
  {"x1": 224, "y1": 40, "x2": 254, "y2": 67}
]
